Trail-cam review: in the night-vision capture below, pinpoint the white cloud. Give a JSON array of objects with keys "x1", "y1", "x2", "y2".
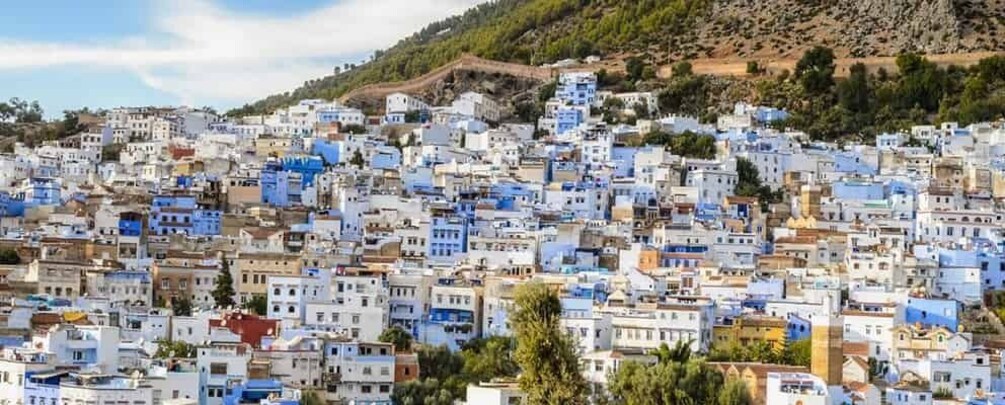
[{"x1": 0, "y1": 0, "x2": 485, "y2": 106}]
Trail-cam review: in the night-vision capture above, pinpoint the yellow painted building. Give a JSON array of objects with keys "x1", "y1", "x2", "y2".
[
  {"x1": 713, "y1": 315, "x2": 788, "y2": 350},
  {"x1": 235, "y1": 252, "x2": 304, "y2": 303},
  {"x1": 710, "y1": 362, "x2": 809, "y2": 405},
  {"x1": 254, "y1": 136, "x2": 293, "y2": 158}
]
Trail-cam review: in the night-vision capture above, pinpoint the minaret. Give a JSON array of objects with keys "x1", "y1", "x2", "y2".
[{"x1": 811, "y1": 312, "x2": 844, "y2": 386}]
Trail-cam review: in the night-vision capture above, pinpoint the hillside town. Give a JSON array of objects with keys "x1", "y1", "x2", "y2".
[{"x1": 1, "y1": 67, "x2": 1005, "y2": 405}]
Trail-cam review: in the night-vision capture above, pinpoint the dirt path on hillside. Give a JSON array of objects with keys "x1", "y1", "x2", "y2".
[
  {"x1": 339, "y1": 51, "x2": 1003, "y2": 105},
  {"x1": 666, "y1": 51, "x2": 1003, "y2": 78}
]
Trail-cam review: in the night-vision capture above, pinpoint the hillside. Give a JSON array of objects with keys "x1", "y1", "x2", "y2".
[{"x1": 230, "y1": 0, "x2": 1005, "y2": 116}]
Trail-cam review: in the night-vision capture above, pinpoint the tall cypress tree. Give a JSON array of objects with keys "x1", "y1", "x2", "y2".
[
  {"x1": 212, "y1": 255, "x2": 236, "y2": 308},
  {"x1": 511, "y1": 283, "x2": 587, "y2": 405}
]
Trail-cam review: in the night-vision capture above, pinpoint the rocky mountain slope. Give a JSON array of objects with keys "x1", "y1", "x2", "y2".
[
  {"x1": 231, "y1": 0, "x2": 1005, "y2": 115},
  {"x1": 696, "y1": 0, "x2": 1005, "y2": 59}
]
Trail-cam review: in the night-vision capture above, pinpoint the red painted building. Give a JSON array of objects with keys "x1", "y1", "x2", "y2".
[{"x1": 208, "y1": 312, "x2": 279, "y2": 348}]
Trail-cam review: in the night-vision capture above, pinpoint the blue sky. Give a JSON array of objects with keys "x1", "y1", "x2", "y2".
[{"x1": 0, "y1": 0, "x2": 484, "y2": 117}]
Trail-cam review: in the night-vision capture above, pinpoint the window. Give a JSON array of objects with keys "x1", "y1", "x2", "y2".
[{"x1": 209, "y1": 363, "x2": 227, "y2": 376}]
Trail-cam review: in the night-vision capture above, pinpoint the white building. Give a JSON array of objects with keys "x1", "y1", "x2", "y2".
[
  {"x1": 425, "y1": 283, "x2": 482, "y2": 350},
  {"x1": 464, "y1": 382, "x2": 526, "y2": 405},
  {"x1": 765, "y1": 372, "x2": 832, "y2": 405},
  {"x1": 304, "y1": 275, "x2": 389, "y2": 341},
  {"x1": 452, "y1": 92, "x2": 500, "y2": 122},
  {"x1": 323, "y1": 341, "x2": 395, "y2": 404},
  {"x1": 0, "y1": 348, "x2": 56, "y2": 405},
  {"x1": 60, "y1": 375, "x2": 153, "y2": 405},
  {"x1": 196, "y1": 342, "x2": 251, "y2": 405},
  {"x1": 385, "y1": 93, "x2": 430, "y2": 124},
  {"x1": 31, "y1": 325, "x2": 120, "y2": 372},
  {"x1": 267, "y1": 273, "x2": 328, "y2": 328},
  {"x1": 603, "y1": 300, "x2": 714, "y2": 352}
]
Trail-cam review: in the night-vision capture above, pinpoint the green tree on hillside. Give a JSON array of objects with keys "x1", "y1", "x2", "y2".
[
  {"x1": 172, "y1": 297, "x2": 192, "y2": 317},
  {"x1": 212, "y1": 258, "x2": 236, "y2": 308},
  {"x1": 782, "y1": 338, "x2": 812, "y2": 367},
  {"x1": 462, "y1": 336, "x2": 518, "y2": 383},
  {"x1": 625, "y1": 57, "x2": 646, "y2": 82},
  {"x1": 300, "y1": 390, "x2": 325, "y2": 405},
  {"x1": 794, "y1": 46, "x2": 835, "y2": 96},
  {"x1": 645, "y1": 131, "x2": 717, "y2": 160},
  {"x1": 350, "y1": 150, "x2": 365, "y2": 168},
  {"x1": 838, "y1": 63, "x2": 872, "y2": 114},
  {"x1": 0, "y1": 248, "x2": 19, "y2": 265},
  {"x1": 379, "y1": 327, "x2": 414, "y2": 352},
  {"x1": 242, "y1": 294, "x2": 268, "y2": 315},
  {"x1": 672, "y1": 61, "x2": 693, "y2": 77},
  {"x1": 607, "y1": 348, "x2": 749, "y2": 405},
  {"x1": 736, "y1": 157, "x2": 783, "y2": 211},
  {"x1": 512, "y1": 283, "x2": 588, "y2": 405},
  {"x1": 719, "y1": 379, "x2": 754, "y2": 405},
  {"x1": 154, "y1": 340, "x2": 196, "y2": 358},
  {"x1": 393, "y1": 338, "x2": 519, "y2": 405}
]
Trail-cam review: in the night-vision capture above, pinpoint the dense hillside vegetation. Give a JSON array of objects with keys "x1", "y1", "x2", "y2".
[
  {"x1": 230, "y1": 0, "x2": 713, "y2": 115},
  {"x1": 232, "y1": 0, "x2": 1005, "y2": 117}
]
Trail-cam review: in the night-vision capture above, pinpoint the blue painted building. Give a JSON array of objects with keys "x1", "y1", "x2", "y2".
[
  {"x1": 979, "y1": 251, "x2": 1005, "y2": 290},
  {"x1": 490, "y1": 183, "x2": 534, "y2": 211},
  {"x1": 555, "y1": 72, "x2": 597, "y2": 105},
  {"x1": 316, "y1": 108, "x2": 363, "y2": 126},
  {"x1": 311, "y1": 139, "x2": 344, "y2": 165},
  {"x1": 833, "y1": 152, "x2": 877, "y2": 175},
  {"x1": 176, "y1": 175, "x2": 194, "y2": 188},
  {"x1": 661, "y1": 244, "x2": 708, "y2": 268},
  {"x1": 904, "y1": 297, "x2": 961, "y2": 332},
  {"x1": 0, "y1": 192, "x2": 25, "y2": 217},
  {"x1": 149, "y1": 195, "x2": 221, "y2": 236},
  {"x1": 21, "y1": 178, "x2": 61, "y2": 206},
  {"x1": 223, "y1": 379, "x2": 291, "y2": 405},
  {"x1": 611, "y1": 146, "x2": 638, "y2": 178},
  {"x1": 754, "y1": 106, "x2": 788, "y2": 123},
  {"x1": 556, "y1": 107, "x2": 584, "y2": 135},
  {"x1": 427, "y1": 215, "x2": 468, "y2": 261},
  {"x1": 25, "y1": 370, "x2": 63, "y2": 405},
  {"x1": 261, "y1": 161, "x2": 303, "y2": 207},
  {"x1": 192, "y1": 210, "x2": 222, "y2": 235},
  {"x1": 280, "y1": 155, "x2": 324, "y2": 187},
  {"x1": 786, "y1": 314, "x2": 812, "y2": 341},
  {"x1": 371, "y1": 146, "x2": 402, "y2": 170},
  {"x1": 832, "y1": 180, "x2": 885, "y2": 201},
  {"x1": 118, "y1": 212, "x2": 144, "y2": 237}
]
